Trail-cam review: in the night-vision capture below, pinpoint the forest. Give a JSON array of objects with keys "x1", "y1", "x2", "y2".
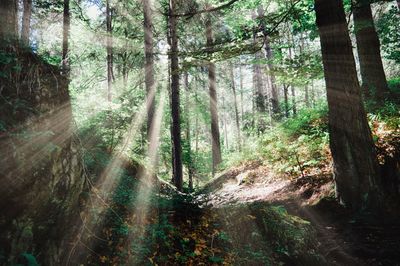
[{"x1": 0, "y1": 0, "x2": 399, "y2": 265}]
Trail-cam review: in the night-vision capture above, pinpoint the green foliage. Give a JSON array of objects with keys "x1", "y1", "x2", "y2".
[
  {"x1": 256, "y1": 103, "x2": 329, "y2": 175},
  {"x1": 388, "y1": 77, "x2": 400, "y2": 96},
  {"x1": 281, "y1": 102, "x2": 328, "y2": 137},
  {"x1": 376, "y1": 6, "x2": 400, "y2": 64}
]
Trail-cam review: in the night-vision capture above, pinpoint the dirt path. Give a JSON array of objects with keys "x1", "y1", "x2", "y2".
[{"x1": 203, "y1": 162, "x2": 400, "y2": 266}]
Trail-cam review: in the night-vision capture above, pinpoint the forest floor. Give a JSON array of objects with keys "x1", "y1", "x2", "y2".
[
  {"x1": 87, "y1": 121, "x2": 400, "y2": 265},
  {"x1": 199, "y1": 160, "x2": 400, "y2": 266}
]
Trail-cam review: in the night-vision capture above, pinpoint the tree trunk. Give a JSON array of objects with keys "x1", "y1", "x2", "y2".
[
  {"x1": 184, "y1": 72, "x2": 193, "y2": 190},
  {"x1": 143, "y1": 0, "x2": 155, "y2": 140},
  {"x1": 0, "y1": 0, "x2": 17, "y2": 42},
  {"x1": 230, "y1": 63, "x2": 241, "y2": 151},
  {"x1": 353, "y1": 0, "x2": 389, "y2": 102},
  {"x1": 169, "y1": 0, "x2": 183, "y2": 191},
  {"x1": 206, "y1": 16, "x2": 222, "y2": 175},
  {"x1": 315, "y1": 0, "x2": 383, "y2": 210},
  {"x1": 222, "y1": 96, "x2": 229, "y2": 150},
  {"x1": 264, "y1": 36, "x2": 280, "y2": 116},
  {"x1": 291, "y1": 86, "x2": 297, "y2": 116},
  {"x1": 21, "y1": 0, "x2": 32, "y2": 46},
  {"x1": 305, "y1": 85, "x2": 310, "y2": 107},
  {"x1": 106, "y1": 0, "x2": 113, "y2": 102},
  {"x1": 239, "y1": 62, "x2": 244, "y2": 119},
  {"x1": 283, "y1": 84, "x2": 289, "y2": 118},
  {"x1": 62, "y1": 0, "x2": 70, "y2": 75}
]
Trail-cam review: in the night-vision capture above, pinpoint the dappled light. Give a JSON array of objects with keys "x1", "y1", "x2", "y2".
[{"x1": 0, "y1": 0, "x2": 399, "y2": 265}]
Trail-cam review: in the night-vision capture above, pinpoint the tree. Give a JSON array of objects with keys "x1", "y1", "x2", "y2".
[
  {"x1": 265, "y1": 36, "x2": 280, "y2": 117},
  {"x1": 106, "y1": 0, "x2": 113, "y2": 102},
  {"x1": 143, "y1": 0, "x2": 155, "y2": 140},
  {"x1": 252, "y1": 12, "x2": 266, "y2": 113},
  {"x1": 169, "y1": 0, "x2": 183, "y2": 191},
  {"x1": 315, "y1": 0, "x2": 383, "y2": 210},
  {"x1": 206, "y1": 13, "x2": 222, "y2": 175},
  {"x1": 0, "y1": 0, "x2": 18, "y2": 43},
  {"x1": 184, "y1": 72, "x2": 194, "y2": 190},
  {"x1": 353, "y1": 0, "x2": 389, "y2": 102},
  {"x1": 62, "y1": 0, "x2": 70, "y2": 74},
  {"x1": 230, "y1": 63, "x2": 241, "y2": 150},
  {"x1": 21, "y1": 0, "x2": 32, "y2": 46}
]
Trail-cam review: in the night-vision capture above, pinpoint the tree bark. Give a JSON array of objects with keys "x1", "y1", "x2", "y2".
[
  {"x1": 169, "y1": 0, "x2": 183, "y2": 191},
  {"x1": 264, "y1": 36, "x2": 280, "y2": 116},
  {"x1": 62, "y1": 0, "x2": 70, "y2": 75},
  {"x1": 305, "y1": 85, "x2": 310, "y2": 107},
  {"x1": 353, "y1": 0, "x2": 389, "y2": 102},
  {"x1": 206, "y1": 16, "x2": 222, "y2": 175},
  {"x1": 0, "y1": 0, "x2": 17, "y2": 42},
  {"x1": 283, "y1": 84, "x2": 289, "y2": 118},
  {"x1": 106, "y1": 0, "x2": 113, "y2": 102},
  {"x1": 291, "y1": 86, "x2": 296, "y2": 116},
  {"x1": 184, "y1": 72, "x2": 193, "y2": 190},
  {"x1": 21, "y1": 0, "x2": 32, "y2": 46},
  {"x1": 143, "y1": 0, "x2": 155, "y2": 140},
  {"x1": 230, "y1": 63, "x2": 241, "y2": 151},
  {"x1": 315, "y1": 0, "x2": 383, "y2": 210},
  {"x1": 239, "y1": 62, "x2": 244, "y2": 119}
]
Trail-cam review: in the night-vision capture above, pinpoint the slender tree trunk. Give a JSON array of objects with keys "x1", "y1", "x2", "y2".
[
  {"x1": 397, "y1": 0, "x2": 400, "y2": 10},
  {"x1": 287, "y1": 40, "x2": 297, "y2": 116},
  {"x1": 252, "y1": 17, "x2": 266, "y2": 113},
  {"x1": 184, "y1": 72, "x2": 193, "y2": 190},
  {"x1": 305, "y1": 85, "x2": 310, "y2": 107},
  {"x1": 143, "y1": 0, "x2": 155, "y2": 140},
  {"x1": 283, "y1": 84, "x2": 289, "y2": 118},
  {"x1": 264, "y1": 37, "x2": 280, "y2": 116},
  {"x1": 106, "y1": 0, "x2": 113, "y2": 102},
  {"x1": 239, "y1": 62, "x2": 244, "y2": 119},
  {"x1": 310, "y1": 80, "x2": 315, "y2": 107},
  {"x1": 21, "y1": 0, "x2": 32, "y2": 46},
  {"x1": 169, "y1": 0, "x2": 183, "y2": 191},
  {"x1": 206, "y1": 16, "x2": 222, "y2": 175},
  {"x1": 353, "y1": 0, "x2": 389, "y2": 102},
  {"x1": 221, "y1": 96, "x2": 229, "y2": 150},
  {"x1": 315, "y1": 0, "x2": 383, "y2": 210},
  {"x1": 291, "y1": 86, "x2": 296, "y2": 116},
  {"x1": 230, "y1": 63, "x2": 241, "y2": 151},
  {"x1": 62, "y1": 0, "x2": 70, "y2": 75}
]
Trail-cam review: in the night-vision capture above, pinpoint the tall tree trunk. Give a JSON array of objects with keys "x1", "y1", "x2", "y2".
[
  {"x1": 21, "y1": 0, "x2": 32, "y2": 46},
  {"x1": 288, "y1": 40, "x2": 297, "y2": 116},
  {"x1": 230, "y1": 63, "x2": 241, "y2": 151},
  {"x1": 106, "y1": 0, "x2": 113, "y2": 102},
  {"x1": 310, "y1": 80, "x2": 315, "y2": 107},
  {"x1": 0, "y1": 0, "x2": 17, "y2": 42},
  {"x1": 143, "y1": 0, "x2": 155, "y2": 140},
  {"x1": 184, "y1": 72, "x2": 193, "y2": 190},
  {"x1": 206, "y1": 16, "x2": 222, "y2": 175},
  {"x1": 291, "y1": 86, "x2": 297, "y2": 116},
  {"x1": 283, "y1": 84, "x2": 289, "y2": 118},
  {"x1": 315, "y1": 0, "x2": 383, "y2": 210},
  {"x1": 62, "y1": 0, "x2": 70, "y2": 75},
  {"x1": 353, "y1": 0, "x2": 389, "y2": 102},
  {"x1": 169, "y1": 0, "x2": 183, "y2": 191},
  {"x1": 305, "y1": 85, "x2": 310, "y2": 107},
  {"x1": 222, "y1": 96, "x2": 229, "y2": 150},
  {"x1": 239, "y1": 62, "x2": 244, "y2": 119},
  {"x1": 264, "y1": 36, "x2": 280, "y2": 116}
]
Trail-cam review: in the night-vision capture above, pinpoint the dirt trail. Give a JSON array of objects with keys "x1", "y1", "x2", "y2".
[{"x1": 203, "y1": 162, "x2": 400, "y2": 266}]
